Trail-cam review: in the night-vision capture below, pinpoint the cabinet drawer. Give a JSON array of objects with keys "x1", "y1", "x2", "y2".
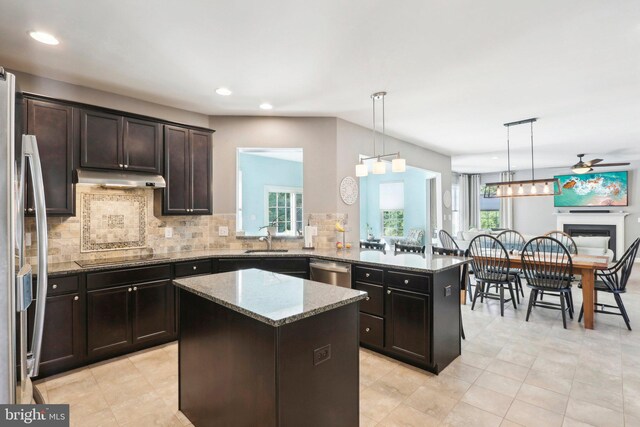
[
  {"x1": 354, "y1": 266, "x2": 384, "y2": 284},
  {"x1": 355, "y1": 282, "x2": 384, "y2": 316},
  {"x1": 174, "y1": 260, "x2": 212, "y2": 277},
  {"x1": 386, "y1": 270, "x2": 431, "y2": 293},
  {"x1": 262, "y1": 257, "x2": 309, "y2": 273},
  {"x1": 218, "y1": 258, "x2": 262, "y2": 272},
  {"x1": 47, "y1": 275, "x2": 79, "y2": 296},
  {"x1": 360, "y1": 313, "x2": 384, "y2": 348},
  {"x1": 87, "y1": 264, "x2": 171, "y2": 290}
]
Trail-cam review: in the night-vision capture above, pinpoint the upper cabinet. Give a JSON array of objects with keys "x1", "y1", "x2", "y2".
[
  {"x1": 26, "y1": 99, "x2": 78, "y2": 216},
  {"x1": 163, "y1": 125, "x2": 212, "y2": 215},
  {"x1": 80, "y1": 110, "x2": 162, "y2": 174}
]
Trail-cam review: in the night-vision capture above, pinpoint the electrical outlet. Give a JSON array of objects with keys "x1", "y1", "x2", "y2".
[
  {"x1": 25, "y1": 233, "x2": 32, "y2": 247},
  {"x1": 313, "y1": 344, "x2": 331, "y2": 366},
  {"x1": 165, "y1": 228, "x2": 173, "y2": 238},
  {"x1": 219, "y1": 226, "x2": 229, "y2": 237}
]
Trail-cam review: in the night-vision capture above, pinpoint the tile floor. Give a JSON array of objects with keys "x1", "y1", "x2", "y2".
[{"x1": 35, "y1": 271, "x2": 640, "y2": 427}]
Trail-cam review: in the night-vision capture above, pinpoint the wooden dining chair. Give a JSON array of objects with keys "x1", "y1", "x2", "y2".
[
  {"x1": 395, "y1": 243, "x2": 426, "y2": 254},
  {"x1": 438, "y1": 229, "x2": 460, "y2": 250},
  {"x1": 496, "y1": 230, "x2": 526, "y2": 301},
  {"x1": 432, "y1": 246, "x2": 467, "y2": 339},
  {"x1": 468, "y1": 235, "x2": 518, "y2": 316},
  {"x1": 521, "y1": 237, "x2": 574, "y2": 328},
  {"x1": 536, "y1": 232, "x2": 577, "y2": 313},
  {"x1": 579, "y1": 238, "x2": 640, "y2": 330}
]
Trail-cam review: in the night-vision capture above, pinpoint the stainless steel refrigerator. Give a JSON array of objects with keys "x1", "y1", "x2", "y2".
[{"x1": 0, "y1": 67, "x2": 49, "y2": 404}]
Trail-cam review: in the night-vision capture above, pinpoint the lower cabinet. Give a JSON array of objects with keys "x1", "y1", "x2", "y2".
[
  {"x1": 87, "y1": 280, "x2": 174, "y2": 359},
  {"x1": 385, "y1": 287, "x2": 430, "y2": 364}
]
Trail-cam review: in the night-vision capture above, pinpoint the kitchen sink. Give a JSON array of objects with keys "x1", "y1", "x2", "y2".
[{"x1": 244, "y1": 249, "x2": 289, "y2": 253}]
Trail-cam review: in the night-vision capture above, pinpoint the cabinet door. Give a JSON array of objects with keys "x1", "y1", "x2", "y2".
[
  {"x1": 132, "y1": 280, "x2": 174, "y2": 344},
  {"x1": 189, "y1": 130, "x2": 212, "y2": 214},
  {"x1": 26, "y1": 99, "x2": 76, "y2": 216},
  {"x1": 164, "y1": 125, "x2": 190, "y2": 214},
  {"x1": 80, "y1": 109, "x2": 123, "y2": 170},
  {"x1": 87, "y1": 286, "x2": 132, "y2": 358},
  {"x1": 385, "y1": 288, "x2": 430, "y2": 364},
  {"x1": 123, "y1": 117, "x2": 162, "y2": 173}
]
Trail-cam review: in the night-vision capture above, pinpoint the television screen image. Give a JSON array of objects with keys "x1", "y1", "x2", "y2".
[{"x1": 554, "y1": 171, "x2": 628, "y2": 207}]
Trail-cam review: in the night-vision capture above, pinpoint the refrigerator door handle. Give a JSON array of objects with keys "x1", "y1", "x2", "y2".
[{"x1": 22, "y1": 134, "x2": 48, "y2": 378}]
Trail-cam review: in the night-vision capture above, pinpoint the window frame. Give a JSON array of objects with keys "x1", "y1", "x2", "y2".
[{"x1": 264, "y1": 185, "x2": 303, "y2": 236}]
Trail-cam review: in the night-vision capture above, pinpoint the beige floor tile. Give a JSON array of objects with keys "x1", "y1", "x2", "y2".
[
  {"x1": 90, "y1": 358, "x2": 143, "y2": 385},
  {"x1": 119, "y1": 413, "x2": 183, "y2": 427},
  {"x1": 496, "y1": 347, "x2": 537, "y2": 368},
  {"x1": 564, "y1": 398, "x2": 624, "y2": 427},
  {"x1": 70, "y1": 408, "x2": 118, "y2": 427},
  {"x1": 359, "y1": 413, "x2": 378, "y2": 427},
  {"x1": 562, "y1": 417, "x2": 596, "y2": 427},
  {"x1": 377, "y1": 403, "x2": 440, "y2": 427},
  {"x1": 475, "y1": 371, "x2": 523, "y2": 398},
  {"x1": 530, "y1": 357, "x2": 576, "y2": 381},
  {"x1": 371, "y1": 369, "x2": 422, "y2": 397},
  {"x1": 175, "y1": 411, "x2": 192, "y2": 426},
  {"x1": 404, "y1": 385, "x2": 458, "y2": 421},
  {"x1": 516, "y1": 383, "x2": 568, "y2": 415},
  {"x1": 422, "y1": 373, "x2": 472, "y2": 400},
  {"x1": 501, "y1": 420, "x2": 525, "y2": 427},
  {"x1": 359, "y1": 386, "x2": 404, "y2": 422},
  {"x1": 45, "y1": 369, "x2": 94, "y2": 393},
  {"x1": 572, "y1": 366, "x2": 622, "y2": 390},
  {"x1": 97, "y1": 374, "x2": 154, "y2": 406},
  {"x1": 505, "y1": 399, "x2": 563, "y2": 427},
  {"x1": 461, "y1": 384, "x2": 513, "y2": 417},
  {"x1": 524, "y1": 369, "x2": 573, "y2": 395},
  {"x1": 440, "y1": 402, "x2": 503, "y2": 427},
  {"x1": 360, "y1": 354, "x2": 398, "y2": 387},
  {"x1": 109, "y1": 390, "x2": 173, "y2": 425},
  {"x1": 569, "y1": 380, "x2": 623, "y2": 412},
  {"x1": 67, "y1": 393, "x2": 110, "y2": 418},
  {"x1": 485, "y1": 360, "x2": 529, "y2": 382},
  {"x1": 458, "y1": 350, "x2": 495, "y2": 369},
  {"x1": 441, "y1": 360, "x2": 483, "y2": 383},
  {"x1": 46, "y1": 372, "x2": 99, "y2": 403}
]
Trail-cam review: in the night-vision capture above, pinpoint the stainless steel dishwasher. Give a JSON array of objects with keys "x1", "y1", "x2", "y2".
[{"x1": 309, "y1": 259, "x2": 352, "y2": 288}]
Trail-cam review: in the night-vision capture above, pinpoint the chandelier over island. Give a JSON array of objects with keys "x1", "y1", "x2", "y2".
[{"x1": 355, "y1": 91, "x2": 406, "y2": 177}]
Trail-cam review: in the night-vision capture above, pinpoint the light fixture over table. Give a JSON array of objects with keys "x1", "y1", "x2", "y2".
[
  {"x1": 355, "y1": 92, "x2": 406, "y2": 177},
  {"x1": 484, "y1": 118, "x2": 561, "y2": 198}
]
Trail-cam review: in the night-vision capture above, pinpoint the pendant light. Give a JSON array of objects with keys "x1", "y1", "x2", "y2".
[
  {"x1": 355, "y1": 92, "x2": 406, "y2": 177},
  {"x1": 484, "y1": 118, "x2": 561, "y2": 198}
]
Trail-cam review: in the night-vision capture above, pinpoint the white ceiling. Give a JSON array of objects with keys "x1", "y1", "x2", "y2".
[{"x1": 1, "y1": 0, "x2": 639, "y2": 173}]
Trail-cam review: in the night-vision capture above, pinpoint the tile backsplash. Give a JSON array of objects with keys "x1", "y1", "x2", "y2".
[{"x1": 25, "y1": 186, "x2": 347, "y2": 265}]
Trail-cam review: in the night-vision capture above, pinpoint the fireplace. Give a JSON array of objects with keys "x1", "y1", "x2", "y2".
[
  {"x1": 555, "y1": 212, "x2": 627, "y2": 261},
  {"x1": 563, "y1": 223, "x2": 617, "y2": 260}
]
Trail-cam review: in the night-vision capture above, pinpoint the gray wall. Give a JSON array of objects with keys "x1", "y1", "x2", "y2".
[
  {"x1": 336, "y1": 118, "x2": 452, "y2": 238},
  {"x1": 481, "y1": 165, "x2": 640, "y2": 248},
  {"x1": 208, "y1": 116, "x2": 337, "y2": 215},
  {"x1": 10, "y1": 70, "x2": 210, "y2": 128}
]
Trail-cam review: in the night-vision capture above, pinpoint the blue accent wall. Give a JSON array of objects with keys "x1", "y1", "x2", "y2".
[
  {"x1": 359, "y1": 166, "x2": 432, "y2": 240},
  {"x1": 238, "y1": 153, "x2": 303, "y2": 234}
]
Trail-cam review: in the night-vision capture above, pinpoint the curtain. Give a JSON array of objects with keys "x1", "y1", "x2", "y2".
[
  {"x1": 469, "y1": 174, "x2": 481, "y2": 229},
  {"x1": 499, "y1": 171, "x2": 514, "y2": 229},
  {"x1": 458, "y1": 174, "x2": 470, "y2": 232}
]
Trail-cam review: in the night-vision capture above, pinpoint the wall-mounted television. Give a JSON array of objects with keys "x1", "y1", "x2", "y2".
[{"x1": 554, "y1": 171, "x2": 628, "y2": 207}]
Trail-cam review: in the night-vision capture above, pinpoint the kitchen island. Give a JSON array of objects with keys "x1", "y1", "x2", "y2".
[{"x1": 174, "y1": 268, "x2": 367, "y2": 427}]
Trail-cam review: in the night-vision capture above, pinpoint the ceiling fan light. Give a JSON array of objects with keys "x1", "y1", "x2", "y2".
[
  {"x1": 392, "y1": 157, "x2": 406, "y2": 173},
  {"x1": 355, "y1": 163, "x2": 368, "y2": 177},
  {"x1": 572, "y1": 166, "x2": 592, "y2": 174}
]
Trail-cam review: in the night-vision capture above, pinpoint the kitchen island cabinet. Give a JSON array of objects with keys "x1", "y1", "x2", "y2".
[{"x1": 175, "y1": 269, "x2": 366, "y2": 427}]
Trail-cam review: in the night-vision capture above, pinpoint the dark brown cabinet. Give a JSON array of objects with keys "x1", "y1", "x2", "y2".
[
  {"x1": 163, "y1": 125, "x2": 212, "y2": 215},
  {"x1": 25, "y1": 99, "x2": 77, "y2": 216},
  {"x1": 87, "y1": 285, "x2": 133, "y2": 359},
  {"x1": 81, "y1": 110, "x2": 162, "y2": 173},
  {"x1": 385, "y1": 288, "x2": 430, "y2": 364},
  {"x1": 132, "y1": 280, "x2": 174, "y2": 344}
]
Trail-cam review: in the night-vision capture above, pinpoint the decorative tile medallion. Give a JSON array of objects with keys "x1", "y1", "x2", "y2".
[{"x1": 81, "y1": 193, "x2": 147, "y2": 252}]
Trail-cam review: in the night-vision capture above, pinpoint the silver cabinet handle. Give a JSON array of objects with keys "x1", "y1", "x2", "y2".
[
  {"x1": 387, "y1": 290, "x2": 392, "y2": 294},
  {"x1": 128, "y1": 287, "x2": 132, "y2": 292},
  {"x1": 73, "y1": 296, "x2": 79, "y2": 301},
  {"x1": 404, "y1": 279, "x2": 409, "y2": 284},
  {"x1": 52, "y1": 284, "x2": 58, "y2": 289},
  {"x1": 365, "y1": 273, "x2": 370, "y2": 277},
  {"x1": 365, "y1": 296, "x2": 370, "y2": 301},
  {"x1": 133, "y1": 286, "x2": 138, "y2": 291},
  {"x1": 193, "y1": 266, "x2": 197, "y2": 270},
  {"x1": 365, "y1": 327, "x2": 371, "y2": 332}
]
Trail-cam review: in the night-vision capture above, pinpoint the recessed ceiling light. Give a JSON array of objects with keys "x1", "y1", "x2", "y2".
[
  {"x1": 215, "y1": 87, "x2": 232, "y2": 96},
  {"x1": 259, "y1": 103, "x2": 273, "y2": 110},
  {"x1": 28, "y1": 31, "x2": 59, "y2": 45}
]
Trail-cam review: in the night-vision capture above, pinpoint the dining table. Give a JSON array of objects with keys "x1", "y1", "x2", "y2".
[{"x1": 466, "y1": 252, "x2": 610, "y2": 330}]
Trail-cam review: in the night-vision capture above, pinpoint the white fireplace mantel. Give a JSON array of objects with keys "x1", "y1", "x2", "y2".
[{"x1": 554, "y1": 211, "x2": 628, "y2": 258}]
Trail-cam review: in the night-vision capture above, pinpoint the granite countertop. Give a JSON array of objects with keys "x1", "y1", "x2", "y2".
[
  {"x1": 45, "y1": 247, "x2": 471, "y2": 276},
  {"x1": 174, "y1": 268, "x2": 367, "y2": 326}
]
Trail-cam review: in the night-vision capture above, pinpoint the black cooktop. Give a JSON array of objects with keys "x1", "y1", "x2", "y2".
[{"x1": 75, "y1": 254, "x2": 170, "y2": 268}]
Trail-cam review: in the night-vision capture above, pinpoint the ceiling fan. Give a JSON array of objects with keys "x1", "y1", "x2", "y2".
[{"x1": 571, "y1": 154, "x2": 630, "y2": 174}]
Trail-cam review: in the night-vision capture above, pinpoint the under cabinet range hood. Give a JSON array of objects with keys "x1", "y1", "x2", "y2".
[{"x1": 75, "y1": 169, "x2": 166, "y2": 189}]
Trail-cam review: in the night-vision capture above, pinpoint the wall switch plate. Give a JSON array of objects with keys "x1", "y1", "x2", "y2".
[
  {"x1": 165, "y1": 228, "x2": 173, "y2": 238},
  {"x1": 25, "y1": 233, "x2": 32, "y2": 247},
  {"x1": 313, "y1": 344, "x2": 331, "y2": 366},
  {"x1": 219, "y1": 226, "x2": 229, "y2": 237}
]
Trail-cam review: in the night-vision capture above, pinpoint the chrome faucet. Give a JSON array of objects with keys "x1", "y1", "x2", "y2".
[{"x1": 258, "y1": 227, "x2": 273, "y2": 250}]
